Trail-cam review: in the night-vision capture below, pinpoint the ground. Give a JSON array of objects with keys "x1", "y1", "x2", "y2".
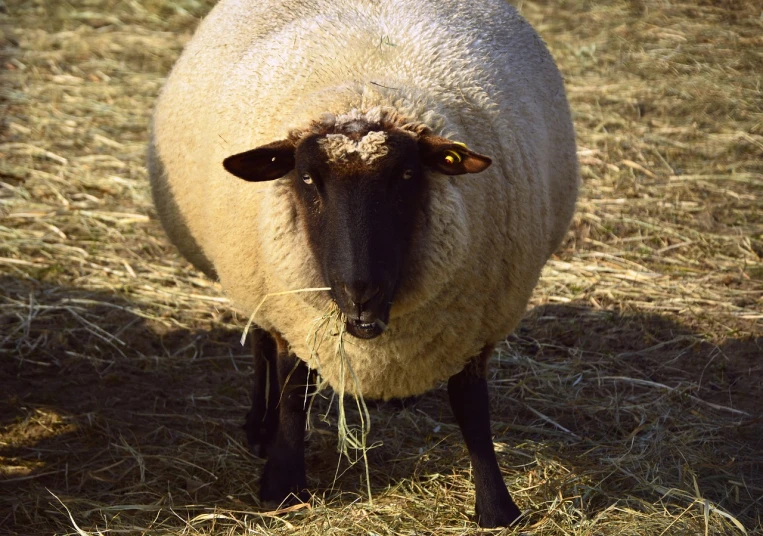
[{"x1": 0, "y1": 0, "x2": 761, "y2": 534}]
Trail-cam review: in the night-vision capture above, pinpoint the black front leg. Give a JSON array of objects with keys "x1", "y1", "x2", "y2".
[
  {"x1": 244, "y1": 328, "x2": 279, "y2": 457},
  {"x1": 448, "y1": 347, "x2": 521, "y2": 528},
  {"x1": 258, "y1": 335, "x2": 311, "y2": 506}
]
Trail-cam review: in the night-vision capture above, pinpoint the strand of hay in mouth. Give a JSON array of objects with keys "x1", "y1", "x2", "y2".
[
  {"x1": 306, "y1": 304, "x2": 374, "y2": 505},
  {"x1": 334, "y1": 317, "x2": 373, "y2": 504},
  {"x1": 239, "y1": 287, "x2": 331, "y2": 345}
]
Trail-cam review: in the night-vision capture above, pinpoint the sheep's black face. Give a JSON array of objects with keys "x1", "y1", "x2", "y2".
[
  {"x1": 293, "y1": 130, "x2": 425, "y2": 339},
  {"x1": 222, "y1": 119, "x2": 491, "y2": 340}
]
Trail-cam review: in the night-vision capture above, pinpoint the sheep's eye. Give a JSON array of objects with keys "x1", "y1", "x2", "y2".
[
  {"x1": 402, "y1": 169, "x2": 414, "y2": 180},
  {"x1": 302, "y1": 173, "x2": 314, "y2": 185}
]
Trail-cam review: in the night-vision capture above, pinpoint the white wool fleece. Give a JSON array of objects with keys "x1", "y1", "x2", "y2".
[{"x1": 149, "y1": 0, "x2": 578, "y2": 399}]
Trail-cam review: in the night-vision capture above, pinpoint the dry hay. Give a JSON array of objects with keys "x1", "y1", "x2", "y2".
[{"x1": 0, "y1": 0, "x2": 761, "y2": 534}]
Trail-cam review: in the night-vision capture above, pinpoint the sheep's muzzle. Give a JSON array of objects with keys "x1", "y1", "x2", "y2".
[{"x1": 335, "y1": 282, "x2": 390, "y2": 339}]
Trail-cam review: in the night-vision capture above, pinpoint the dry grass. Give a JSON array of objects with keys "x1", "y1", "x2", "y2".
[{"x1": 1, "y1": 0, "x2": 761, "y2": 534}]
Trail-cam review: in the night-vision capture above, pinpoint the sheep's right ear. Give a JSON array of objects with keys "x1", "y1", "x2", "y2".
[{"x1": 223, "y1": 139, "x2": 296, "y2": 182}]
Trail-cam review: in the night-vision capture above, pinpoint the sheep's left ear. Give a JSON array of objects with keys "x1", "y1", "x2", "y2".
[
  {"x1": 223, "y1": 139, "x2": 296, "y2": 182},
  {"x1": 418, "y1": 134, "x2": 492, "y2": 175}
]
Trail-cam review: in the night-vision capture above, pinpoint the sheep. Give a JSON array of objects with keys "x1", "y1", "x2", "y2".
[{"x1": 148, "y1": 0, "x2": 578, "y2": 527}]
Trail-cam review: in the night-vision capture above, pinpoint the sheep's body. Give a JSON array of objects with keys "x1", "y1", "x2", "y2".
[{"x1": 149, "y1": 0, "x2": 578, "y2": 400}]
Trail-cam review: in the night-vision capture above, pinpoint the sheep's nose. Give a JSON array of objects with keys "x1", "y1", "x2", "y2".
[{"x1": 341, "y1": 281, "x2": 380, "y2": 311}]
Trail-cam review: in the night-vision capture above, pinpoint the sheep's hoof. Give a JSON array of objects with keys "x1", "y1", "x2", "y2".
[
  {"x1": 475, "y1": 494, "x2": 522, "y2": 528},
  {"x1": 259, "y1": 457, "x2": 308, "y2": 506}
]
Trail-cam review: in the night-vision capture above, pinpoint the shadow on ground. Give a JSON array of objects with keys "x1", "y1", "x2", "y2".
[{"x1": 1, "y1": 276, "x2": 760, "y2": 533}]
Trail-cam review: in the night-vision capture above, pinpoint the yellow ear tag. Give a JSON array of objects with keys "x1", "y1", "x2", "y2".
[{"x1": 444, "y1": 149, "x2": 462, "y2": 165}]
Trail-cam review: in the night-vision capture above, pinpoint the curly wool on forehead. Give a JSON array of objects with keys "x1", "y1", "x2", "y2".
[
  {"x1": 318, "y1": 130, "x2": 389, "y2": 163},
  {"x1": 289, "y1": 107, "x2": 432, "y2": 164},
  {"x1": 314, "y1": 109, "x2": 393, "y2": 164}
]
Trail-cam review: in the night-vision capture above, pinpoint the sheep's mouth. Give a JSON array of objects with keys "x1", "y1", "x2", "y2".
[
  {"x1": 331, "y1": 287, "x2": 391, "y2": 340},
  {"x1": 345, "y1": 317, "x2": 386, "y2": 339}
]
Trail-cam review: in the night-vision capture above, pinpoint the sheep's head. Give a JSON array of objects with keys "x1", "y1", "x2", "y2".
[{"x1": 223, "y1": 112, "x2": 491, "y2": 339}]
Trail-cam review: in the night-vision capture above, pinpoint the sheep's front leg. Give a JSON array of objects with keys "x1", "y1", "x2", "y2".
[
  {"x1": 244, "y1": 328, "x2": 279, "y2": 457},
  {"x1": 448, "y1": 347, "x2": 521, "y2": 528},
  {"x1": 258, "y1": 339, "x2": 310, "y2": 505}
]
